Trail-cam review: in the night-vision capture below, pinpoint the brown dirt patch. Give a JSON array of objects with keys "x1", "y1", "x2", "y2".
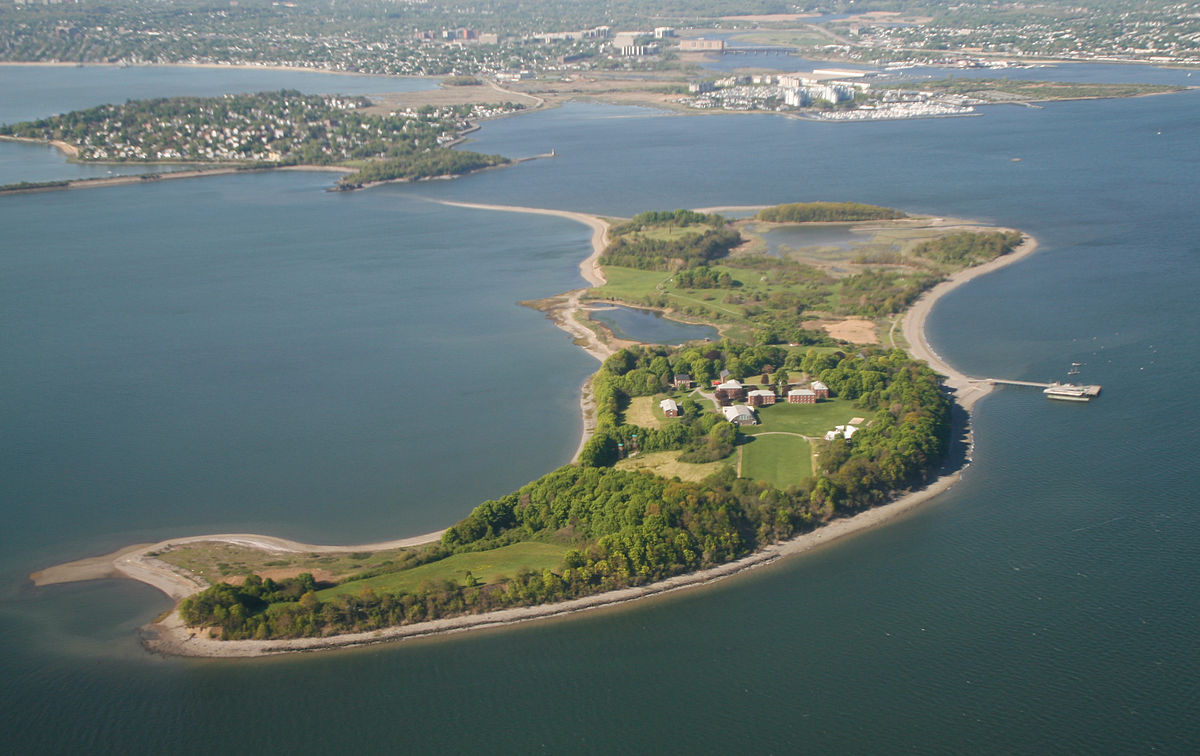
[{"x1": 805, "y1": 318, "x2": 879, "y2": 344}]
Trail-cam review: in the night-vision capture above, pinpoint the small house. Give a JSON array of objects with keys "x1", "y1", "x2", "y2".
[
  {"x1": 722, "y1": 405, "x2": 757, "y2": 425},
  {"x1": 660, "y1": 398, "x2": 680, "y2": 418},
  {"x1": 811, "y1": 380, "x2": 829, "y2": 400},
  {"x1": 672, "y1": 373, "x2": 694, "y2": 389},
  {"x1": 719, "y1": 368, "x2": 733, "y2": 381},
  {"x1": 747, "y1": 389, "x2": 777, "y2": 407},
  {"x1": 788, "y1": 389, "x2": 817, "y2": 404}
]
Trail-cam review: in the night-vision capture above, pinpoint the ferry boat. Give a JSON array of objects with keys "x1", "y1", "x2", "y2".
[{"x1": 1043, "y1": 382, "x2": 1100, "y2": 402}]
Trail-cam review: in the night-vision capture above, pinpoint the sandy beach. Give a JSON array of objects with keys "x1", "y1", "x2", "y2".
[
  {"x1": 902, "y1": 233, "x2": 1040, "y2": 411},
  {"x1": 0, "y1": 134, "x2": 80, "y2": 158},
  {"x1": 29, "y1": 203, "x2": 1042, "y2": 657}
]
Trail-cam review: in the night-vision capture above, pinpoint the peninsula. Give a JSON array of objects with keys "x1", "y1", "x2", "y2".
[
  {"x1": 32, "y1": 201, "x2": 1044, "y2": 657},
  {"x1": 0, "y1": 90, "x2": 523, "y2": 190}
]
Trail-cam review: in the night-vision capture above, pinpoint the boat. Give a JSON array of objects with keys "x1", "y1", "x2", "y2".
[
  {"x1": 1044, "y1": 383, "x2": 1090, "y2": 401},
  {"x1": 1044, "y1": 382, "x2": 1100, "y2": 402}
]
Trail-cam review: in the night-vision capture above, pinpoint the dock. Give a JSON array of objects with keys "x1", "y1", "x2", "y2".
[{"x1": 976, "y1": 378, "x2": 1102, "y2": 397}]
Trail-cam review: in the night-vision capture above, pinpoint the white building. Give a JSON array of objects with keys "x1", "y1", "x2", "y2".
[
  {"x1": 823, "y1": 424, "x2": 859, "y2": 441},
  {"x1": 722, "y1": 405, "x2": 757, "y2": 425}
]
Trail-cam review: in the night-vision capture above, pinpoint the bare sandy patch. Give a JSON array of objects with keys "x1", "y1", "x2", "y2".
[{"x1": 806, "y1": 318, "x2": 878, "y2": 344}]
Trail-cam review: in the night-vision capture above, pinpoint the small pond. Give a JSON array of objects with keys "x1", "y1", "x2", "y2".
[{"x1": 588, "y1": 305, "x2": 718, "y2": 345}]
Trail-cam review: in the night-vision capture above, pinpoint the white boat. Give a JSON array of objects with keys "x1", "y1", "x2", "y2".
[{"x1": 1043, "y1": 382, "x2": 1100, "y2": 402}]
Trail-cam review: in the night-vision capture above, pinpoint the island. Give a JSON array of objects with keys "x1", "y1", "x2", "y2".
[{"x1": 32, "y1": 200, "x2": 1058, "y2": 657}]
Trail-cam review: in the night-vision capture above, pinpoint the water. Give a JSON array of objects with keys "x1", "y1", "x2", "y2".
[
  {"x1": 759, "y1": 223, "x2": 867, "y2": 255},
  {"x1": 587, "y1": 305, "x2": 717, "y2": 344},
  {"x1": 3, "y1": 66, "x2": 1200, "y2": 753}
]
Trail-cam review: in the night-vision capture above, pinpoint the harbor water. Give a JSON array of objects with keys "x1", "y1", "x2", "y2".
[{"x1": 1, "y1": 66, "x2": 1197, "y2": 753}]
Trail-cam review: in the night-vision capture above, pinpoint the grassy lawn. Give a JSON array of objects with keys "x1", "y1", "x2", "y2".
[
  {"x1": 625, "y1": 395, "x2": 669, "y2": 429},
  {"x1": 615, "y1": 450, "x2": 730, "y2": 482},
  {"x1": 753, "y1": 398, "x2": 864, "y2": 437},
  {"x1": 315, "y1": 542, "x2": 568, "y2": 599},
  {"x1": 592, "y1": 266, "x2": 670, "y2": 301},
  {"x1": 739, "y1": 434, "x2": 812, "y2": 489}
]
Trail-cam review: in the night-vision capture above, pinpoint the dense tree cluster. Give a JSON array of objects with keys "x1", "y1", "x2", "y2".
[
  {"x1": 674, "y1": 266, "x2": 735, "y2": 289},
  {"x1": 757, "y1": 202, "x2": 907, "y2": 223},
  {"x1": 909, "y1": 230, "x2": 1024, "y2": 266},
  {"x1": 337, "y1": 150, "x2": 508, "y2": 187},
  {"x1": 611, "y1": 209, "x2": 726, "y2": 234},
  {"x1": 599, "y1": 225, "x2": 742, "y2": 271}
]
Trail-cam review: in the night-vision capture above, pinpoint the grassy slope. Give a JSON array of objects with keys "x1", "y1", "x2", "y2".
[{"x1": 315, "y1": 542, "x2": 568, "y2": 598}]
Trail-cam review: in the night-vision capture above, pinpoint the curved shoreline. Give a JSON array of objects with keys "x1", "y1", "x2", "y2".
[
  {"x1": 0, "y1": 134, "x2": 80, "y2": 158},
  {"x1": 30, "y1": 205, "x2": 1041, "y2": 658}
]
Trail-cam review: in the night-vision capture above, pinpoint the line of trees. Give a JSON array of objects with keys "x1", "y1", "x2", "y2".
[{"x1": 757, "y1": 202, "x2": 907, "y2": 223}]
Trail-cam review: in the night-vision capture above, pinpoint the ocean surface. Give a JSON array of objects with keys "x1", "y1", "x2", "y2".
[{"x1": 1, "y1": 65, "x2": 1198, "y2": 754}]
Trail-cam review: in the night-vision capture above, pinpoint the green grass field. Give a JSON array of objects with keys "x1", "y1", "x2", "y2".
[
  {"x1": 739, "y1": 434, "x2": 812, "y2": 489},
  {"x1": 593, "y1": 266, "x2": 670, "y2": 301},
  {"x1": 316, "y1": 542, "x2": 568, "y2": 599},
  {"x1": 752, "y1": 398, "x2": 863, "y2": 437}
]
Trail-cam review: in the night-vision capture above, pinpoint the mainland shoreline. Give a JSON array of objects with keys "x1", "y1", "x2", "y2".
[{"x1": 30, "y1": 203, "x2": 1041, "y2": 658}]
